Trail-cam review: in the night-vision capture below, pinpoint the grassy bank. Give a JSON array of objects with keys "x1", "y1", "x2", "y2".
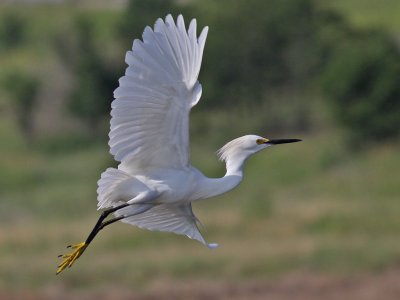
[{"x1": 1, "y1": 113, "x2": 399, "y2": 290}]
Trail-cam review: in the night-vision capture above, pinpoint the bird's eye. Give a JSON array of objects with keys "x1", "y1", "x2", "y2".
[{"x1": 256, "y1": 138, "x2": 267, "y2": 145}]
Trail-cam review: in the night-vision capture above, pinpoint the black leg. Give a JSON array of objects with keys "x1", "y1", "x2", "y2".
[
  {"x1": 56, "y1": 203, "x2": 129, "y2": 275},
  {"x1": 57, "y1": 202, "x2": 155, "y2": 274},
  {"x1": 85, "y1": 203, "x2": 129, "y2": 245},
  {"x1": 98, "y1": 215, "x2": 126, "y2": 231}
]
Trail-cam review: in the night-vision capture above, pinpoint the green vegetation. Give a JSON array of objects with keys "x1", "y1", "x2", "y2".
[
  {"x1": 321, "y1": 31, "x2": 400, "y2": 145},
  {"x1": 67, "y1": 16, "x2": 120, "y2": 134},
  {"x1": 1, "y1": 70, "x2": 40, "y2": 143},
  {"x1": 325, "y1": 0, "x2": 400, "y2": 34},
  {"x1": 1, "y1": 115, "x2": 399, "y2": 289},
  {"x1": 0, "y1": 0, "x2": 399, "y2": 295}
]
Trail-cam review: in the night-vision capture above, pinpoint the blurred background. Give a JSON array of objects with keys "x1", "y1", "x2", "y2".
[{"x1": 0, "y1": 0, "x2": 399, "y2": 299}]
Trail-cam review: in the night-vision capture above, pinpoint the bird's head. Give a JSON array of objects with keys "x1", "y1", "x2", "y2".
[{"x1": 217, "y1": 135, "x2": 301, "y2": 163}]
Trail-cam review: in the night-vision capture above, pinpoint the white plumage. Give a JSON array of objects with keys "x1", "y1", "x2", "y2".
[
  {"x1": 95, "y1": 14, "x2": 301, "y2": 247},
  {"x1": 109, "y1": 15, "x2": 208, "y2": 172},
  {"x1": 57, "y1": 15, "x2": 301, "y2": 274},
  {"x1": 100, "y1": 15, "x2": 215, "y2": 246}
]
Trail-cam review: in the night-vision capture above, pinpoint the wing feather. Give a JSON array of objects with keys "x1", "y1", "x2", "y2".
[
  {"x1": 119, "y1": 203, "x2": 209, "y2": 246},
  {"x1": 109, "y1": 15, "x2": 208, "y2": 172}
]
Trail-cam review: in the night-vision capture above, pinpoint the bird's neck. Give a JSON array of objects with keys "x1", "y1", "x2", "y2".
[
  {"x1": 225, "y1": 153, "x2": 248, "y2": 177},
  {"x1": 197, "y1": 174, "x2": 242, "y2": 200},
  {"x1": 195, "y1": 155, "x2": 246, "y2": 200}
]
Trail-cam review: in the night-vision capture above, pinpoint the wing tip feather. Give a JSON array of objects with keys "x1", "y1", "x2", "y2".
[{"x1": 109, "y1": 14, "x2": 208, "y2": 167}]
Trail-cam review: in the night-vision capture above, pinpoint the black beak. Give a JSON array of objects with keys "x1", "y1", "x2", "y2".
[{"x1": 267, "y1": 138, "x2": 302, "y2": 145}]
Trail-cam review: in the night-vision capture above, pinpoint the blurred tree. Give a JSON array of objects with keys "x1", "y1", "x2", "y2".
[
  {"x1": 195, "y1": 0, "x2": 400, "y2": 141},
  {"x1": 62, "y1": 0, "x2": 399, "y2": 145},
  {"x1": 321, "y1": 31, "x2": 400, "y2": 145},
  {"x1": 119, "y1": 0, "x2": 182, "y2": 48},
  {"x1": 1, "y1": 70, "x2": 40, "y2": 144},
  {"x1": 0, "y1": 11, "x2": 27, "y2": 52},
  {"x1": 194, "y1": 0, "x2": 322, "y2": 108},
  {"x1": 68, "y1": 16, "x2": 119, "y2": 136}
]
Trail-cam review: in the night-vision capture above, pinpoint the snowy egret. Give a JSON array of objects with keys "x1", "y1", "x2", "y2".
[{"x1": 57, "y1": 15, "x2": 301, "y2": 274}]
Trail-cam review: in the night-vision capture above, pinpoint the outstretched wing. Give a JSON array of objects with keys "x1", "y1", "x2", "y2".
[
  {"x1": 117, "y1": 203, "x2": 218, "y2": 248},
  {"x1": 109, "y1": 15, "x2": 208, "y2": 172}
]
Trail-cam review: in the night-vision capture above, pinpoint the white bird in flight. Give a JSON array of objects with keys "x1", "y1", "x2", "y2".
[{"x1": 57, "y1": 14, "x2": 301, "y2": 274}]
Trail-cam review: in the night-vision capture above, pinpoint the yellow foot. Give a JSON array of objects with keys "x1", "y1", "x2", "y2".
[{"x1": 56, "y1": 242, "x2": 88, "y2": 275}]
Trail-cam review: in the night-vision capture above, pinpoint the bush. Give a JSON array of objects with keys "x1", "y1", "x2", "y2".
[
  {"x1": 195, "y1": 0, "x2": 321, "y2": 108},
  {"x1": 321, "y1": 31, "x2": 400, "y2": 145},
  {"x1": 0, "y1": 12, "x2": 27, "y2": 51},
  {"x1": 68, "y1": 16, "x2": 119, "y2": 135},
  {"x1": 1, "y1": 70, "x2": 40, "y2": 143}
]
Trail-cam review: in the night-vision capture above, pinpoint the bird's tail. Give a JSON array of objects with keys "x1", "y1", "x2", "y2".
[{"x1": 97, "y1": 168, "x2": 147, "y2": 209}]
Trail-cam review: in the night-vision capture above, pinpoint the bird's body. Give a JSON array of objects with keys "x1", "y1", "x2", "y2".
[
  {"x1": 105, "y1": 167, "x2": 239, "y2": 204},
  {"x1": 57, "y1": 15, "x2": 301, "y2": 274}
]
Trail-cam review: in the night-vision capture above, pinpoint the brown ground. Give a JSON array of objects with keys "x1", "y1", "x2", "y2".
[{"x1": 2, "y1": 268, "x2": 400, "y2": 300}]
